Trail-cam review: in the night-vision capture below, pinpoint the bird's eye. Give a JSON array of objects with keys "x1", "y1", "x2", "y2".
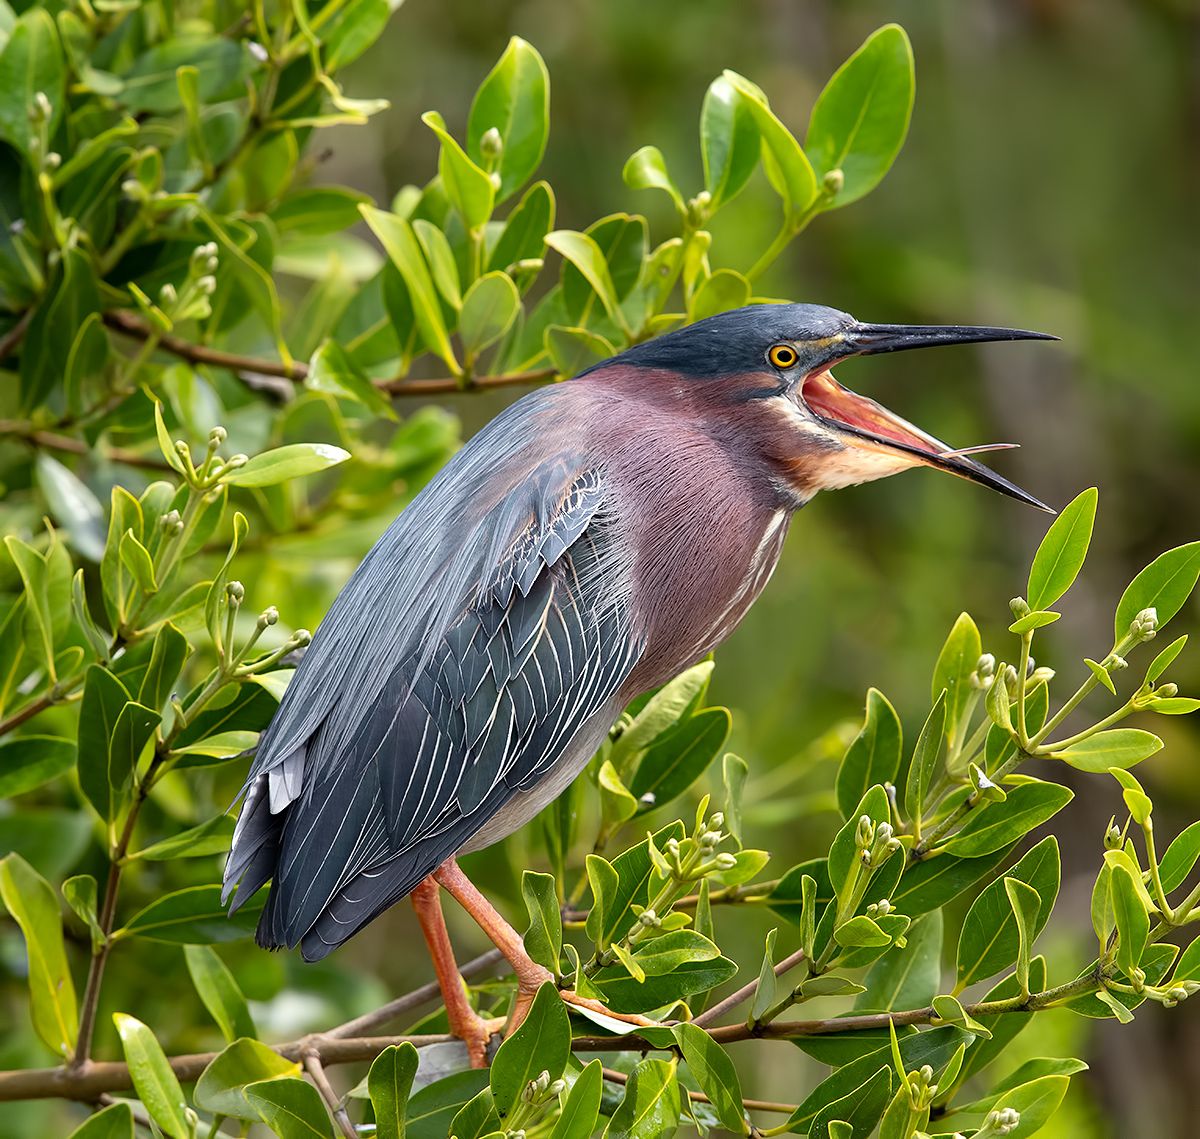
[{"x1": 768, "y1": 343, "x2": 798, "y2": 370}]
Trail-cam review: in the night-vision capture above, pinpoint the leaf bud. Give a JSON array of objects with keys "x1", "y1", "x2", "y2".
[
  {"x1": 1009, "y1": 596, "x2": 1031, "y2": 619},
  {"x1": 822, "y1": 168, "x2": 845, "y2": 195},
  {"x1": 258, "y1": 606, "x2": 279, "y2": 629},
  {"x1": 480, "y1": 127, "x2": 504, "y2": 158},
  {"x1": 1104, "y1": 818, "x2": 1123, "y2": 850},
  {"x1": 513, "y1": 257, "x2": 543, "y2": 274},
  {"x1": 1131, "y1": 607, "x2": 1159, "y2": 642},
  {"x1": 1156, "y1": 682, "x2": 1179, "y2": 698},
  {"x1": 225, "y1": 580, "x2": 245, "y2": 604}
]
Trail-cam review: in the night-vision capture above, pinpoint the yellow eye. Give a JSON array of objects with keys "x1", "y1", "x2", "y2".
[{"x1": 768, "y1": 343, "x2": 798, "y2": 370}]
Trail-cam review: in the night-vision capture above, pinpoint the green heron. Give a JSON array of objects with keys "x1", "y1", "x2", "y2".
[{"x1": 224, "y1": 303, "x2": 1053, "y2": 1064}]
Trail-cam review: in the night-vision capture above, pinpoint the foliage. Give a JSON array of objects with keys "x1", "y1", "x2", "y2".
[{"x1": 0, "y1": 5, "x2": 1198, "y2": 1138}]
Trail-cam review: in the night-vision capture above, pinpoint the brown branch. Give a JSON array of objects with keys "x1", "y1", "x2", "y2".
[
  {"x1": 103, "y1": 310, "x2": 555, "y2": 397},
  {"x1": 303, "y1": 1050, "x2": 356, "y2": 1139},
  {"x1": 0, "y1": 421, "x2": 172, "y2": 471},
  {"x1": 0, "y1": 307, "x2": 35, "y2": 361},
  {"x1": 692, "y1": 947, "x2": 807, "y2": 1029},
  {"x1": 599, "y1": 1066, "x2": 796, "y2": 1116}
]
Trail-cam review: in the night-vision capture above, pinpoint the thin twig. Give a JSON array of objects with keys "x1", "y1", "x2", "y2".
[
  {"x1": 0, "y1": 421, "x2": 172, "y2": 471},
  {"x1": 303, "y1": 1049, "x2": 356, "y2": 1139},
  {"x1": 599, "y1": 1066, "x2": 796, "y2": 1115},
  {"x1": 0, "y1": 307, "x2": 35, "y2": 361},
  {"x1": 326, "y1": 948, "x2": 504, "y2": 1039},
  {"x1": 103, "y1": 310, "x2": 555, "y2": 396},
  {"x1": 693, "y1": 947, "x2": 807, "y2": 1029}
]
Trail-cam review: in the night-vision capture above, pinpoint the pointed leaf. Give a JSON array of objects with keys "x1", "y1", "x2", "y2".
[
  {"x1": 369, "y1": 1042, "x2": 420, "y2": 1139},
  {"x1": 1026, "y1": 486, "x2": 1097, "y2": 610},
  {"x1": 113, "y1": 1013, "x2": 191, "y2": 1138}
]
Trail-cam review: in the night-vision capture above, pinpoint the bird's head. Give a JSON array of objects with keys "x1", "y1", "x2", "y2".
[{"x1": 603, "y1": 302, "x2": 1055, "y2": 512}]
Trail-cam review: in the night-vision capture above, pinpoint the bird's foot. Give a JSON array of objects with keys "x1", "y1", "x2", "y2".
[{"x1": 447, "y1": 1007, "x2": 507, "y2": 1069}]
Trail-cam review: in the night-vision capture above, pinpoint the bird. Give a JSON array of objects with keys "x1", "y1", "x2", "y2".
[{"x1": 223, "y1": 302, "x2": 1053, "y2": 1065}]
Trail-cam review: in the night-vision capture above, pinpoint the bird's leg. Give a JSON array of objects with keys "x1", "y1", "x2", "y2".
[
  {"x1": 409, "y1": 876, "x2": 503, "y2": 1068},
  {"x1": 432, "y1": 857, "x2": 654, "y2": 1033}
]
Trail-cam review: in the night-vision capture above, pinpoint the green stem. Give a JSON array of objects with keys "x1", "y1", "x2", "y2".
[
  {"x1": 1043, "y1": 698, "x2": 1136, "y2": 751},
  {"x1": 1015, "y1": 632, "x2": 1032, "y2": 748},
  {"x1": 1031, "y1": 633, "x2": 1138, "y2": 745},
  {"x1": 745, "y1": 200, "x2": 823, "y2": 283}
]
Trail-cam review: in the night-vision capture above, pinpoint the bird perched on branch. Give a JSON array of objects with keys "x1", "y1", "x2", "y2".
[{"x1": 224, "y1": 302, "x2": 1053, "y2": 1065}]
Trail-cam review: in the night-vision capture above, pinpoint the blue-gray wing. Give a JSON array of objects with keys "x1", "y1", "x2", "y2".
[{"x1": 223, "y1": 417, "x2": 640, "y2": 959}]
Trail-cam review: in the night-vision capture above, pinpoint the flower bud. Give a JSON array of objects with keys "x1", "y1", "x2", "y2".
[
  {"x1": 208, "y1": 426, "x2": 227, "y2": 448},
  {"x1": 43, "y1": 151, "x2": 61, "y2": 171},
  {"x1": 225, "y1": 454, "x2": 248, "y2": 469},
  {"x1": 1109, "y1": 654, "x2": 1128, "y2": 672},
  {"x1": 548, "y1": 1078, "x2": 566, "y2": 1097},
  {"x1": 291, "y1": 629, "x2": 312, "y2": 648},
  {"x1": 32, "y1": 91, "x2": 52, "y2": 121},
  {"x1": 709, "y1": 811, "x2": 724, "y2": 829},
  {"x1": 248, "y1": 40, "x2": 269, "y2": 62},
  {"x1": 1029, "y1": 666, "x2": 1056, "y2": 686},
  {"x1": 1131, "y1": 607, "x2": 1159, "y2": 642},
  {"x1": 258, "y1": 606, "x2": 279, "y2": 628},
  {"x1": 1009, "y1": 597, "x2": 1031, "y2": 619},
  {"x1": 480, "y1": 127, "x2": 503, "y2": 158},
  {"x1": 174, "y1": 440, "x2": 190, "y2": 457},
  {"x1": 713, "y1": 852, "x2": 738, "y2": 870},
  {"x1": 196, "y1": 274, "x2": 217, "y2": 295},
  {"x1": 822, "y1": 168, "x2": 844, "y2": 195},
  {"x1": 1104, "y1": 817, "x2": 1123, "y2": 851},
  {"x1": 159, "y1": 283, "x2": 178, "y2": 307},
  {"x1": 664, "y1": 837, "x2": 680, "y2": 857},
  {"x1": 160, "y1": 509, "x2": 182, "y2": 532},
  {"x1": 856, "y1": 814, "x2": 875, "y2": 851},
  {"x1": 226, "y1": 580, "x2": 245, "y2": 603},
  {"x1": 639, "y1": 791, "x2": 656, "y2": 807},
  {"x1": 1157, "y1": 682, "x2": 1179, "y2": 698},
  {"x1": 638, "y1": 908, "x2": 659, "y2": 927}
]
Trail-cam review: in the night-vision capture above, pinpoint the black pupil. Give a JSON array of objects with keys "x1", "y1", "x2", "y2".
[{"x1": 774, "y1": 347, "x2": 793, "y2": 364}]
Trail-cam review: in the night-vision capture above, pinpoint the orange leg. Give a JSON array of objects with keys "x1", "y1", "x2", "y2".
[
  {"x1": 410, "y1": 877, "x2": 503, "y2": 1067},
  {"x1": 432, "y1": 857, "x2": 654, "y2": 1034}
]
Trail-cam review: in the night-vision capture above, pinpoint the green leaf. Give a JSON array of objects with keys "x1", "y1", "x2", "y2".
[
  {"x1": 1147, "y1": 634, "x2": 1188, "y2": 683},
  {"x1": 1146, "y1": 696, "x2": 1200, "y2": 714},
  {"x1": 956, "y1": 958, "x2": 1048, "y2": 1085},
  {"x1": 1084, "y1": 656, "x2": 1117, "y2": 695},
  {"x1": 629, "y1": 706, "x2": 730, "y2": 811},
  {"x1": 1110, "y1": 768, "x2": 1153, "y2": 826},
  {"x1": 184, "y1": 944, "x2": 255, "y2": 1042},
  {"x1": 1115, "y1": 542, "x2": 1200, "y2": 642},
  {"x1": 5, "y1": 535, "x2": 57, "y2": 679},
  {"x1": 76, "y1": 666, "x2": 132, "y2": 822},
  {"x1": 629, "y1": 929, "x2": 721, "y2": 976},
  {"x1": 107, "y1": 699, "x2": 161, "y2": 806},
  {"x1": 321, "y1": 0, "x2": 390, "y2": 71},
  {"x1": 64, "y1": 1102, "x2": 135, "y2": 1139},
  {"x1": 623, "y1": 145, "x2": 685, "y2": 214},
  {"x1": 405, "y1": 1070, "x2": 490, "y2": 1138},
  {"x1": 449, "y1": 1087, "x2": 500, "y2": 1138},
  {"x1": 550, "y1": 1058, "x2": 602, "y2": 1139},
  {"x1": 750, "y1": 928, "x2": 778, "y2": 1022},
  {"x1": 116, "y1": 884, "x2": 262, "y2": 944},
  {"x1": 1004, "y1": 878, "x2": 1041, "y2": 994},
  {"x1": 905, "y1": 689, "x2": 947, "y2": 826},
  {"x1": 598, "y1": 758, "x2": 639, "y2": 831},
  {"x1": 722, "y1": 753, "x2": 749, "y2": 847},
  {"x1": 805, "y1": 24, "x2": 914, "y2": 207},
  {"x1": 932, "y1": 613, "x2": 982, "y2": 750},
  {"x1": 787, "y1": 1027, "x2": 968, "y2": 1135},
  {"x1": 36, "y1": 454, "x2": 105, "y2": 562},
  {"x1": 1008, "y1": 609, "x2": 1061, "y2": 634},
  {"x1": 272, "y1": 186, "x2": 372, "y2": 234},
  {"x1": 931, "y1": 993, "x2": 992, "y2": 1038},
  {"x1": 412, "y1": 218, "x2": 462, "y2": 309},
  {"x1": 195, "y1": 1038, "x2": 301, "y2": 1119},
  {"x1": 856, "y1": 911, "x2": 942, "y2": 1011},
  {"x1": 591, "y1": 955, "x2": 737, "y2": 1015},
  {"x1": 544, "y1": 324, "x2": 613, "y2": 377},
  {"x1": 369, "y1": 1042, "x2": 420, "y2": 1139},
  {"x1": 113, "y1": 1013, "x2": 192, "y2": 1138},
  {"x1": 422, "y1": 110, "x2": 494, "y2": 231},
  {"x1": 307, "y1": 339, "x2": 396, "y2": 419},
  {"x1": 133, "y1": 815, "x2": 236, "y2": 864},
  {"x1": 1159, "y1": 820, "x2": 1200, "y2": 894},
  {"x1": 828, "y1": 785, "x2": 891, "y2": 897},
  {"x1": 0, "y1": 735, "x2": 76, "y2": 798},
  {"x1": 609, "y1": 662, "x2": 714, "y2": 777},
  {"x1": 0, "y1": 9, "x2": 65, "y2": 155},
  {"x1": 956, "y1": 836, "x2": 1059, "y2": 988},
  {"x1": 137, "y1": 622, "x2": 190, "y2": 714},
  {"x1": 1027, "y1": 487, "x2": 1097, "y2": 610},
  {"x1": 809, "y1": 1066, "x2": 893, "y2": 1139},
  {"x1": 1110, "y1": 861, "x2": 1150, "y2": 976},
  {"x1": 521, "y1": 870, "x2": 562, "y2": 974},
  {"x1": 460, "y1": 271, "x2": 521, "y2": 355},
  {"x1": 606, "y1": 1058, "x2": 681, "y2": 1139},
  {"x1": 984, "y1": 1075, "x2": 1070, "y2": 1139},
  {"x1": 63, "y1": 873, "x2": 103, "y2": 952},
  {"x1": 223, "y1": 442, "x2": 350, "y2": 488},
  {"x1": 118, "y1": 528, "x2": 157, "y2": 595},
  {"x1": 361, "y1": 205, "x2": 460, "y2": 373},
  {"x1": 0, "y1": 853, "x2": 77, "y2": 1057},
  {"x1": 722, "y1": 70, "x2": 817, "y2": 220},
  {"x1": 247, "y1": 1076, "x2": 336, "y2": 1138},
  {"x1": 689, "y1": 268, "x2": 751, "y2": 323},
  {"x1": 835, "y1": 915, "x2": 891, "y2": 948},
  {"x1": 467, "y1": 36, "x2": 550, "y2": 202},
  {"x1": 1055, "y1": 728, "x2": 1163, "y2": 772},
  {"x1": 490, "y1": 982, "x2": 570, "y2": 1117},
  {"x1": 942, "y1": 780, "x2": 1073, "y2": 857},
  {"x1": 700, "y1": 74, "x2": 760, "y2": 208},
  {"x1": 836, "y1": 689, "x2": 903, "y2": 820},
  {"x1": 674, "y1": 1022, "x2": 746, "y2": 1134},
  {"x1": 489, "y1": 180, "x2": 555, "y2": 276},
  {"x1": 545, "y1": 229, "x2": 629, "y2": 332}
]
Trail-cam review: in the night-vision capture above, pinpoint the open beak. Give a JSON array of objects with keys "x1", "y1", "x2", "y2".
[{"x1": 798, "y1": 322, "x2": 1058, "y2": 513}]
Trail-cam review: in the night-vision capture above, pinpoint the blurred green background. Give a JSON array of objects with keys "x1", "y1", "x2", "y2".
[
  {"x1": 7, "y1": 0, "x2": 1199, "y2": 1133},
  {"x1": 315, "y1": 1, "x2": 1199, "y2": 1133}
]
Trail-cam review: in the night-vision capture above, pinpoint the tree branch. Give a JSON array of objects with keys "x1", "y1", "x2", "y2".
[
  {"x1": 0, "y1": 971, "x2": 1104, "y2": 1104},
  {"x1": 0, "y1": 421, "x2": 173, "y2": 471},
  {"x1": 692, "y1": 947, "x2": 807, "y2": 1029},
  {"x1": 599, "y1": 1066, "x2": 796, "y2": 1115},
  {"x1": 103, "y1": 311, "x2": 555, "y2": 397}
]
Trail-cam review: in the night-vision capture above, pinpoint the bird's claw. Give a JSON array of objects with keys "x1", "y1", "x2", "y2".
[{"x1": 449, "y1": 1010, "x2": 506, "y2": 1069}]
